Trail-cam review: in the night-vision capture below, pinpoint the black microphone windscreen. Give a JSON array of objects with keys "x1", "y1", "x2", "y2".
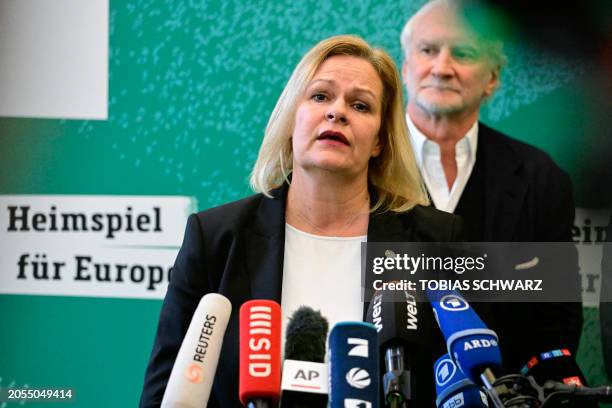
[
  {"x1": 284, "y1": 306, "x2": 329, "y2": 362},
  {"x1": 366, "y1": 289, "x2": 420, "y2": 348}
]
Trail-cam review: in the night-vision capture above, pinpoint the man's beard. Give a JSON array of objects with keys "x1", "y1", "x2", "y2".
[{"x1": 414, "y1": 93, "x2": 466, "y2": 116}]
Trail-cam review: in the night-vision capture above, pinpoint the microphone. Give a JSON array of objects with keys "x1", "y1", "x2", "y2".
[
  {"x1": 161, "y1": 293, "x2": 232, "y2": 408},
  {"x1": 428, "y1": 290, "x2": 503, "y2": 385},
  {"x1": 428, "y1": 290, "x2": 506, "y2": 408},
  {"x1": 280, "y1": 306, "x2": 329, "y2": 408},
  {"x1": 328, "y1": 322, "x2": 380, "y2": 408},
  {"x1": 365, "y1": 289, "x2": 417, "y2": 406},
  {"x1": 239, "y1": 299, "x2": 282, "y2": 408},
  {"x1": 434, "y1": 353, "x2": 489, "y2": 408},
  {"x1": 542, "y1": 382, "x2": 612, "y2": 402},
  {"x1": 520, "y1": 349, "x2": 607, "y2": 406}
]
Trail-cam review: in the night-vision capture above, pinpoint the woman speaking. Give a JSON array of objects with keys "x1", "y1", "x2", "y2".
[{"x1": 141, "y1": 35, "x2": 462, "y2": 407}]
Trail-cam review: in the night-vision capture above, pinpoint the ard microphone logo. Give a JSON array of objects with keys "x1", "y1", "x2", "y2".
[
  {"x1": 463, "y1": 338, "x2": 498, "y2": 351},
  {"x1": 247, "y1": 305, "x2": 273, "y2": 378},
  {"x1": 435, "y1": 358, "x2": 456, "y2": 387},
  {"x1": 346, "y1": 367, "x2": 371, "y2": 389},
  {"x1": 440, "y1": 294, "x2": 469, "y2": 311}
]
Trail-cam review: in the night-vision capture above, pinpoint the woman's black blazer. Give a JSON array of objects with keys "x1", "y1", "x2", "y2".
[{"x1": 140, "y1": 184, "x2": 463, "y2": 407}]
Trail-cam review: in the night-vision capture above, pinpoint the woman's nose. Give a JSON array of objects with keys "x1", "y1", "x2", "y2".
[{"x1": 326, "y1": 106, "x2": 347, "y2": 124}]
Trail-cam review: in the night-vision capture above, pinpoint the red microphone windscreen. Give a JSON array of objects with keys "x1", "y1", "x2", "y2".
[{"x1": 239, "y1": 299, "x2": 282, "y2": 405}]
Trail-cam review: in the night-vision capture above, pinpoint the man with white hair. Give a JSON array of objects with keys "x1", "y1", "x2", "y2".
[{"x1": 401, "y1": 0, "x2": 584, "y2": 383}]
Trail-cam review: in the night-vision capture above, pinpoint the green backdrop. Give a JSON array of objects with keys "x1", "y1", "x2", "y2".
[{"x1": 0, "y1": 0, "x2": 608, "y2": 406}]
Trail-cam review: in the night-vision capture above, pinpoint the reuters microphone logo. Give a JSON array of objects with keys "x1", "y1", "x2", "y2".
[{"x1": 186, "y1": 364, "x2": 204, "y2": 383}]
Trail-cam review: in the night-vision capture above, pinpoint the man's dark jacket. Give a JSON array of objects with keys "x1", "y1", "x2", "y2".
[{"x1": 451, "y1": 123, "x2": 582, "y2": 372}]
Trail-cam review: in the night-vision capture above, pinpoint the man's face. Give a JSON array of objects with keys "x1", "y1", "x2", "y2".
[{"x1": 402, "y1": 5, "x2": 499, "y2": 118}]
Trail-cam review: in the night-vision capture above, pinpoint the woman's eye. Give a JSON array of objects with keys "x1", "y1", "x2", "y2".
[
  {"x1": 353, "y1": 102, "x2": 369, "y2": 112},
  {"x1": 311, "y1": 93, "x2": 327, "y2": 102}
]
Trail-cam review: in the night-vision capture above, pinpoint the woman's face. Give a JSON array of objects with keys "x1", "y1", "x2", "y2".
[{"x1": 292, "y1": 55, "x2": 383, "y2": 179}]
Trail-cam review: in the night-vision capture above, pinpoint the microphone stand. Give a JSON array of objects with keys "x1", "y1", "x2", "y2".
[
  {"x1": 384, "y1": 346, "x2": 411, "y2": 407},
  {"x1": 481, "y1": 368, "x2": 506, "y2": 408}
]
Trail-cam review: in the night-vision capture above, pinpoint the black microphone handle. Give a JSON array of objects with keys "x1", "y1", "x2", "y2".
[
  {"x1": 280, "y1": 391, "x2": 327, "y2": 408},
  {"x1": 544, "y1": 381, "x2": 612, "y2": 401}
]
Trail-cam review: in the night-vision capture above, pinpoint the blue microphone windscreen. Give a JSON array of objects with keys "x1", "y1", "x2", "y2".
[
  {"x1": 429, "y1": 290, "x2": 488, "y2": 338},
  {"x1": 429, "y1": 291, "x2": 502, "y2": 383},
  {"x1": 328, "y1": 322, "x2": 380, "y2": 408},
  {"x1": 434, "y1": 354, "x2": 489, "y2": 408}
]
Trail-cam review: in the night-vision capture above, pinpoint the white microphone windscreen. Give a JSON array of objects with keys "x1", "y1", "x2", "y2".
[{"x1": 161, "y1": 293, "x2": 232, "y2": 408}]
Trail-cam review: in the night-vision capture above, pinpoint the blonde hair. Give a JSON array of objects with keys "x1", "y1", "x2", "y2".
[{"x1": 250, "y1": 35, "x2": 429, "y2": 213}]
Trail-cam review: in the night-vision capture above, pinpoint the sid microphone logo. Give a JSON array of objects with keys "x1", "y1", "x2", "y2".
[{"x1": 247, "y1": 305, "x2": 273, "y2": 377}]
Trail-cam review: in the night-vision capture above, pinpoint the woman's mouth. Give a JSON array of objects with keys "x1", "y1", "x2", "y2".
[{"x1": 317, "y1": 130, "x2": 349, "y2": 146}]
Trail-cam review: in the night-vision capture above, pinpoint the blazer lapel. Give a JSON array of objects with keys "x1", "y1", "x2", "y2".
[
  {"x1": 479, "y1": 124, "x2": 527, "y2": 241},
  {"x1": 368, "y1": 211, "x2": 407, "y2": 242},
  {"x1": 244, "y1": 185, "x2": 287, "y2": 302},
  {"x1": 362, "y1": 211, "x2": 410, "y2": 320}
]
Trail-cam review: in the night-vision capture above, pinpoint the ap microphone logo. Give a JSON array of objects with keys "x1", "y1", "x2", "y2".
[
  {"x1": 346, "y1": 367, "x2": 371, "y2": 389},
  {"x1": 435, "y1": 358, "x2": 457, "y2": 387},
  {"x1": 185, "y1": 363, "x2": 204, "y2": 383},
  {"x1": 440, "y1": 294, "x2": 469, "y2": 312}
]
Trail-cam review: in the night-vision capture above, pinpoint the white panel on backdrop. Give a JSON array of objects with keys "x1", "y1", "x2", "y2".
[
  {"x1": 574, "y1": 208, "x2": 611, "y2": 307},
  {"x1": 0, "y1": 0, "x2": 108, "y2": 119},
  {"x1": 0, "y1": 195, "x2": 196, "y2": 299}
]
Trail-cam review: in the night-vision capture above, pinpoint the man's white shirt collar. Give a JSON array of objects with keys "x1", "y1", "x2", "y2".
[{"x1": 407, "y1": 113, "x2": 479, "y2": 213}]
